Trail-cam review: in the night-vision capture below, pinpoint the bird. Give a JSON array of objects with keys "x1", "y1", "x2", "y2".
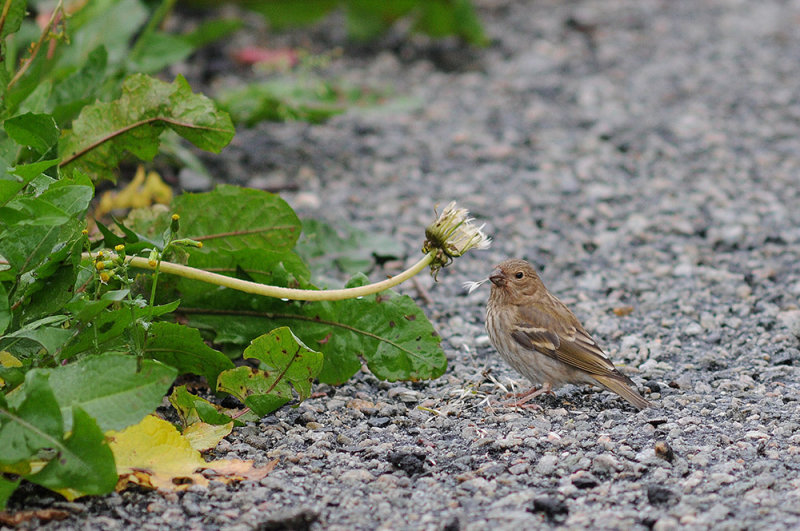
[{"x1": 482, "y1": 258, "x2": 650, "y2": 410}]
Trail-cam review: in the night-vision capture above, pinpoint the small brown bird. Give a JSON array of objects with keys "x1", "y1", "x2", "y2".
[{"x1": 483, "y1": 258, "x2": 650, "y2": 410}]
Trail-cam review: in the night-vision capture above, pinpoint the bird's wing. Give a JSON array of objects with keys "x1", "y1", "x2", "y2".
[{"x1": 512, "y1": 301, "x2": 619, "y2": 377}]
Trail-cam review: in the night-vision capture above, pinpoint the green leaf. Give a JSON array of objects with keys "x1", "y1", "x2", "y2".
[
  {"x1": 217, "y1": 366, "x2": 289, "y2": 416},
  {"x1": 26, "y1": 406, "x2": 117, "y2": 497},
  {"x1": 51, "y1": 46, "x2": 108, "y2": 124},
  {"x1": 216, "y1": 327, "x2": 323, "y2": 416},
  {"x1": 177, "y1": 248, "x2": 311, "y2": 307},
  {"x1": 40, "y1": 353, "x2": 178, "y2": 432},
  {"x1": 182, "y1": 18, "x2": 243, "y2": 48},
  {"x1": 8, "y1": 157, "x2": 61, "y2": 186},
  {"x1": 0, "y1": 283, "x2": 9, "y2": 334},
  {"x1": 3, "y1": 113, "x2": 59, "y2": 155},
  {"x1": 66, "y1": 289, "x2": 129, "y2": 323},
  {"x1": 55, "y1": 0, "x2": 148, "y2": 70},
  {"x1": 0, "y1": 474, "x2": 21, "y2": 511},
  {"x1": 18, "y1": 263, "x2": 77, "y2": 324},
  {"x1": 127, "y1": 32, "x2": 194, "y2": 74},
  {"x1": 174, "y1": 184, "x2": 301, "y2": 252},
  {"x1": 169, "y1": 385, "x2": 232, "y2": 427},
  {"x1": 0, "y1": 319, "x2": 73, "y2": 357},
  {"x1": 246, "y1": 0, "x2": 338, "y2": 28},
  {"x1": 144, "y1": 322, "x2": 234, "y2": 388},
  {"x1": 295, "y1": 218, "x2": 403, "y2": 281},
  {"x1": 243, "y1": 326, "x2": 323, "y2": 401},
  {"x1": 0, "y1": 0, "x2": 26, "y2": 40},
  {"x1": 59, "y1": 74, "x2": 234, "y2": 183},
  {"x1": 216, "y1": 79, "x2": 349, "y2": 126},
  {"x1": 59, "y1": 301, "x2": 179, "y2": 361},
  {"x1": 0, "y1": 184, "x2": 89, "y2": 278},
  {"x1": 0, "y1": 372, "x2": 62, "y2": 465},
  {"x1": 345, "y1": 0, "x2": 416, "y2": 41},
  {"x1": 188, "y1": 276, "x2": 445, "y2": 385}
]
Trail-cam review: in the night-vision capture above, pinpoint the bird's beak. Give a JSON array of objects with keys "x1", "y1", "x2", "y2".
[{"x1": 489, "y1": 267, "x2": 506, "y2": 287}]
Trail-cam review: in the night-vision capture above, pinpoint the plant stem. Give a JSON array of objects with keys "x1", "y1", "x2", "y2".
[
  {"x1": 7, "y1": 0, "x2": 63, "y2": 90},
  {"x1": 81, "y1": 252, "x2": 435, "y2": 301}
]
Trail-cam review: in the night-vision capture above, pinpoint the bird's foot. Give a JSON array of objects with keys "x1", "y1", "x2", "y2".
[{"x1": 498, "y1": 383, "x2": 553, "y2": 409}]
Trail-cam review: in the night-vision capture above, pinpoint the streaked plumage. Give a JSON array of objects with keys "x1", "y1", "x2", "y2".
[{"x1": 485, "y1": 258, "x2": 650, "y2": 410}]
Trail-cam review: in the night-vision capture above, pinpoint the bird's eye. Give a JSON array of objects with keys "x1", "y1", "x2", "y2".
[{"x1": 515, "y1": 271, "x2": 524, "y2": 279}]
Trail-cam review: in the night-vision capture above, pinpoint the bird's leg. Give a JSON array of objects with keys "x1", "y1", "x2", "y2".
[
  {"x1": 504, "y1": 386, "x2": 541, "y2": 400},
  {"x1": 502, "y1": 382, "x2": 554, "y2": 408}
]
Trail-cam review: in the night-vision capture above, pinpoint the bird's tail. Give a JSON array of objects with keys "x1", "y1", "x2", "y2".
[{"x1": 593, "y1": 374, "x2": 651, "y2": 410}]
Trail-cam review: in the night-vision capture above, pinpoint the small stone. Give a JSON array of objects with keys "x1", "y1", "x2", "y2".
[
  {"x1": 388, "y1": 452, "x2": 427, "y2": 476},
  {"x1": 475, "y1": 335, "x2": 491, "y2": 347},
  {"x1": 368, "y1": 417, "x2": 391, "y2": 428},
  {"x1": 340, "y1": 469, "x2": 374, "y2": 482},
  {"x1": 536, "y1": 454, "x2": 559, "y2": 475},
  {"x1": 591, "y1": 454, "x2": 620, "y2": 475},
  {"x1": 647, "y1": 484, "x2": 678, "y2": 505},
  {"x1": 571, "y1": 473, "x2": 599, "y2": 489},
  {"x1": 529, "y1": 496, "x2": 569, "y2": 521},
  {"x1": 508, "y1": 462, "x2": 529, "y2": 475},
  {"x1": 654, "y1": 441, "x2": 675, "y2": 462},
  {"x1": 347, "y1": 398, "x2": 376, "y2": 412},
  {"x1": 777, "y1": 310, "x2": 800, "y2": 337},
  {"x1": 685, "y1": 322, "x2": 703, "y2": 336}
]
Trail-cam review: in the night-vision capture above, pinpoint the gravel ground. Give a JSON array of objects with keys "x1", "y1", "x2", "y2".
[{"x1": 9, "y1": 0, "x2": 800, "y2": 529}]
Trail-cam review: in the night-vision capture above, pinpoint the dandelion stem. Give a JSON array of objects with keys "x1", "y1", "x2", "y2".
[{"x1": 81, "y1": 252, "x2": 435, "y2": 302}]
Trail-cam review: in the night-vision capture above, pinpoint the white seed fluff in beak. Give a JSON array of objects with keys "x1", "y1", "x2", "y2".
[{"x1": 462, "y1": 278, "x2": 489, "y2": 294}]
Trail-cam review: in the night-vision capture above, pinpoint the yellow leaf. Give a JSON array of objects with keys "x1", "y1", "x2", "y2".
[
  {"x1": 108, "y1": 415, "x2": 206, "y2": 491},
  {"x1": 94, "y1": 166, "x2": 173, "y2": 219},
  {"x1": 0, "y1": 351, "x2": 22, "y2": 367},
  {"x1": 0, "y1": 351, "x2": 22, "y2": 388},
  {"x1": 107, "y1": 416, "x2": 275, "y2": 492},
  {"x1": 183, "y1": 421, "x2": 233, "y2": 452},
  {"x1": 49, "y1": 487, "x2": 84, "y2": 502}
]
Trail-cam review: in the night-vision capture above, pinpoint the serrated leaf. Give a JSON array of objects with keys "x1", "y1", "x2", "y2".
[
  {"x1": 3, "y1": 113, "x2": 59, "y2": 155},
  {"x1": 36, "y1": 353, "x2": 178, "y2": 432},
  {"x1": 173, "y1": 184, "x2": 301, "y2": 252},
  {"x1": 216, "y1": 327, "x2": 323, "y2": 416},
  {"x1": 144, "y1": 322, "x2": 233, "y2": 388},
  {"x1": 216, "y1": 366, "x2": 291, "y2": 415},
  {"x1": 59, "y1": 74, "x2": 234, "y2": 183},
  {"x1": 169, "y1": 385, "x2": 233, "y2": 427},
  {"x1": 244, "y1": 327, "x2": 323, "y2": 401},
  {"x1": 26, "y1": 406, "x2": 117, "y2": 499},
  {"x1": 187, "y1": 277, "x2": 445, "y2": 385}
]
